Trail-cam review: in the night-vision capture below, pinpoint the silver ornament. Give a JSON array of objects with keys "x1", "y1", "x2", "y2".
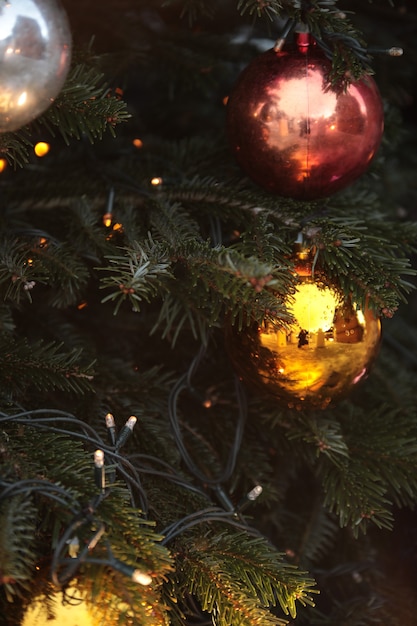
[{"x1": 0, "y1": 0, "x2": 72, "y2": 132}]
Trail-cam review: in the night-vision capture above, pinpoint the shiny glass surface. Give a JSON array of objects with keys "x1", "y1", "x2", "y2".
[
  {"x1": 0, "y1": 0, "x2": 71, "y2": 131},
  {"x1": 227, "y1": 35, "x2": 384, "y2": 200},
  {"x1": 226, "y1": 278, "x2": 381, "y2": 409}
]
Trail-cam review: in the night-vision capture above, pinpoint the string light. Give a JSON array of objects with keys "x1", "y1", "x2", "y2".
[
  {"x1": 168, "y1": 343, "x2": 246, "y2": 487},
  {"x1": 1, "y1": 383, "x2": 262, "y2": 597},
  {"x1": 34, "y1": 142, "x2": 50, "y2": 157},
  {"x1": 94, "y1": 449, "x2": 106, "y2": 493},
  {"x1": 236, "y1": 485, "x2": 263, "y2": 513},
  {"x1": 150, "y1": 177, "x2": 163, "y2": 186},
  {"x1": 112, "y1": 560, "x2": 153, "y2": 586},
  {"x1": 0, "y1": 158, "x2": 7, "y2": 172},
  {"x1": 133, "y1": 138, "x2": 143, "y2": 148},
  {"x1": 105, "y1": 413, "x2": 117, "y2": 447},
  {"x1": 115, "y1": 415, "x2": 137, "y2": 451},
  {"x1": 103, "y1": 187, "x2": 115, "y2": 227},
  {"x1": 273, "y1": 17, "x2": 295, "y2": 52},
  {"x1": 103, "y1": 212, "x2": 112, "y2": 227}
]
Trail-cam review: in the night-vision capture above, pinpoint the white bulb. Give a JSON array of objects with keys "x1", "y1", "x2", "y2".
[
  {"x1": 248, "y1": 485, "x2": 263, "y2": 501},
  {"x1": 105, "y1": 413, "x2": 115, "y2": 428},
  {"x1": 94, "y1": 449, "x2": 104, "y2": 468},
  {"x1": 132, "y1": 569, "x2": 152, "y2": 586},
  {"x1": 126, "y1": 416, "x2": 137, "y2": 431}
]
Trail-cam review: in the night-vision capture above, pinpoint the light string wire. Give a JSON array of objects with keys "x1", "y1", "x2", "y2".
[
  {"x1": 167, "y1": 342, "x2": 247, "y2": 488},
  {"x1": 162, "y1": 339, "x2": 265, "y2": 545},
  {"x1": 0, "y1": 408, "x2": 149, "y2": 512},
  {"x1": 0, "y1": 404, "x2": 258, "y2": 588}
]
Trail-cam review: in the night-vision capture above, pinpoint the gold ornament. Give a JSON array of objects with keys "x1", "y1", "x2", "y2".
[
  {"x1": 226, "y1": 264, "x2": 381, "y2": 409},
  {"x1": 22, "y1": 587, "x2": 95, "y2": 626}
]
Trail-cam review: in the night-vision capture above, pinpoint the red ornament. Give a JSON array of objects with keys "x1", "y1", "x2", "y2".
[{"x1": 226, "y1": 33, "x2": 384, "y2": 200}]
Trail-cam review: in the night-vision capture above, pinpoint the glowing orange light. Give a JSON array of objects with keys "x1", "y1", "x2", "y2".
[
  {"x1": 151, "y1": 177, "x2": 163, "y2": 186},
  {"x1": 0, "y1": 158, "x2": 7, "y2": 172},
  {"x1": 77, "y1": 301, "x2": 88, "y2": 310},
  {"x1": 34, "y1": 142, "x2": 50, "y2": 157},
  {"x1": 223, "y1": 95, "x2": 229, "y2": 106},
  {"x1": 27, "y1": 258, "x2": 34, "y2": 266},
  {"x1": 133, "y1": 138, "x2": 143, "y2": 148},
  {"x1": 102, "y1": 212, "x2": 112, "y2": 227},
  {"x1": 112, "y1": 222, "x2": 123, "y2": 231}
]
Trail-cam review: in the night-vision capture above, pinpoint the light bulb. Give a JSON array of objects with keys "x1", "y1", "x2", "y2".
[
  {"x1": 102, "y1": 212, "x2": 112, "y2": 227},
  {"x1": 132, "y1": 570, "x2": 153, "y2": 586},
  {"x1": 105, "y1": 412, "x2": 117, "y2": 447},
  {"x1": 94, "y1": 449, "x2": 104, "y2": 468},
  {"x1": 247, "y1": 485, "x2": 263, "y2": 501},
  {"x1": 115, "y1": 416, "x2": 137, "y2": 450},
  {"x1": 94, "y1": 449, "x2": 105, "y2": 492},
  {"x1": 34, "y1": 142, "x2": 50, "y2": 157}
]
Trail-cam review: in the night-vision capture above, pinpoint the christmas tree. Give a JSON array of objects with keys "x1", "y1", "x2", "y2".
[{"x1": 1, "y1": 0, "x2": 417, "y2": 624}]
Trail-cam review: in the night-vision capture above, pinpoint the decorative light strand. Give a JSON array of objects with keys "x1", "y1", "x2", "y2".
[{"x1": 167, "y1": 343, "x2": 247, "y2": 487}]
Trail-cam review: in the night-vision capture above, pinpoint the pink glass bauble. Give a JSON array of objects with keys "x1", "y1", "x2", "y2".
[
  {"x1": 226, "y1": 33, "x2": 384, "y2": 200},
  {"x1": 0, "y1": 0, "x2": 72, "y2": 132}
]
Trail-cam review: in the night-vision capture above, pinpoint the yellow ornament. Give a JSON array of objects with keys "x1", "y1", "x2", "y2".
[
  {"x1": 22, "y1": 587, "x2": 95, "y2": 626},
  {"x1": 226, "y1": 269, "x2": 381, "y2": 409}
]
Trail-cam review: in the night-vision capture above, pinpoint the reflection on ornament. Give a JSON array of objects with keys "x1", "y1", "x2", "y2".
[
  {"x1": 226, "y1": 276, "x2": 381, "y2": 409},
  {"x1": 0, "y1": 0, "x2": 72, "y2": 132},
  {"x1": 227, "y1": 32, "x2": 384, "y2": 200},
  {"x1": 22, "y1": 587, "x2": 95, "y2": 626}
]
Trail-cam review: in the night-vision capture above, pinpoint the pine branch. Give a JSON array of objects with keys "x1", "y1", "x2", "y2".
[
  {"x1": 0, "y1": 231, "x2": 93, "y2": 308},
  {"x1": 148, "y1": 199, "x2": 201, "y2": 246},
  {"x1": 39, "y1": 62, "x2": 131, "y2": 143},
  {"x1": 0, "y1": 237, "x2": 49, "y2": 305},
  {"x1": 302, "y1": 216, "x2": 417, "y2": 316},
  {"x1": 99, "y1": 238, "x2": 173, "y2": 314},
  {"x1": 342, "y1": 405, "x2": 417, "y2": 509},
  {"x1": 235, "y1": 0, "x2": 381, "y2": 84},
  {"x1": 0, "y1": 62, "x2": 130, "y2": 168},
  {"x1": 150, "y1": 241, "x2": 294, "y2": 343},
  {"x1": 175, "y1": 530, "x2": 317, "y2": 625},
  {"x1": 0, "y1": 421, "x2": 175, "y2": 625},
  {"x1": 295, "y1": 505, "x2": 340, "y2": 566},
  {"x1": 0, "y1": 335, "x2": 95, "y2": 395},
  {"x1": 162, "y1": 176, "x2": 303, "y2": 228},
  {"x1": 0, "y1": 494, "x2": 37, "y2": 601},
  {"x1": 320, "y1": 457, "x2": 394, "y2": 536},
  {"x1": 162, "y1": 0, "x2": 218, "y2": 25},
  {"x1": 237, "y1": 0, "x2": 289, "y2": 21}
]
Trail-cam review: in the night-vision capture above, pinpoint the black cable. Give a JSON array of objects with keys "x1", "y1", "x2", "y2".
[{"x1": 168, "y1": 344, "x2": 247, "y2": 487}]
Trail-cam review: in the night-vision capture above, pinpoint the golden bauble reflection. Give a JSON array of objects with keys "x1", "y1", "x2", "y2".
[
  {"x1": 22, "y1": 588, "x2": 94, "y2": 626},
  {"x1": 226, "y1": 280, "x2": 381, "y2": 409}
]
